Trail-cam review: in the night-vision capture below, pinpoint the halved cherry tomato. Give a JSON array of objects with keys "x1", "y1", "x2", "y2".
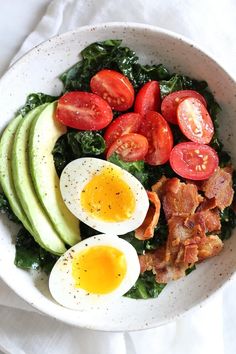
[
  {"x1": 90, "y1": 69, "x2": 134, "y2": 111},
  {"x1": 134, "y1": 81, "x2": 161, "y2": 116},
  {"x1": 104, "y1": 112, "x2": 142, "y2": 150},
  {"x1": 106, "y1": 133, "x2": 149, "y2": 162},
  {"x1": 177, "y1": 97, "x2": 214, "y2": 144},
  {"x1": 169, "y1": 142, "x2": 219, "y2": 180},
  {"x1": 161, "y1": 90, "x2": 207, "y2": 124},
  {"x1": 138, "y1": 111, "x2": 173, "y2": 165},
  {"x1": 56, "y1": 91, "x2": 113, "y2": 130}
]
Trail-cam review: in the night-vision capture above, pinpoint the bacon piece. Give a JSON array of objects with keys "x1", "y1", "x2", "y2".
[
  {"x1": 183, "y1": 244, "x2": 199, "y2": 263},
  {"x1": 162, "y1": 178, "x2": 203, "y2": 219},
  {"x1": 223, "y1": 165, "x2": 233, "y2": 175},
  {"x1": 202, "y1": 167, "x2": 234, "y2": 210},
  {"x1": 139, "y1": 233, "x2": 223, "y2": 284},
  {"x1": 155, "y1": 264, "x2": 187, "y2": 283},
  {"x1": 197, "y1": 198, "x2": 217, "y2": 211},
  {"x1": 138, "y1": 247, "x2": 187, "y2": 283},
  {"x1": 198, "y1": 235, "x2": 223, "y2": 261},
  {"x1": 167, "y1": 214, "x2": 206, "y2": 263},
  {"x1": 139, "y1": 247, "x2": 166, "y2": 273},
  {"x1": 135, "y1": 191, "x2": 161, "y2": 240},
  {"x1": 138, "y1": 172, "x2": 227, "y2": 285},
  {"x1": 199, "y1": 209, "x2": 221, "y2": 233}
]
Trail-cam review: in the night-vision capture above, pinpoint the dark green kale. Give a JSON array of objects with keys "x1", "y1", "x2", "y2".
[
  {"x1": 145, "y1": 163, "x2": 177, "y2": 189},
  {"x1": 108, "y1": 153, "x2": 149, "y2": 187},
  {"x1": 120, "y1": 232, "x2": 147, "y2": 255},
  {"x1": 146, "y1": 209, "x2": 168, "y2": 249},
  {"x1": 67, "y1": 131, "x2": 106, "y2": 156},
  {"x1": 18, "y1": 93, "x2": 58, "y2": 117},
  {"x1": 52, "y1": 131, "x2": 106, "y2": 176},
  {"x1": 185, "y1": 264, "x2": 196, "y2": 276},
  {"x1": 172, "y1": 125, "x2": 187, "y2": 145},
  {"x1": 51, "y1": 135, "x2": 70, "y2": 176},
  {"x1": 159, "y1": 74, "x2": 207, "y2": 99},
  {"x1": 0, "y1": 192, "x2": 20, "y2": 223},
  {"x1": 108, "y1": 153, "x2": 178, "y2": 190},
  {"x1": 220, "y1": 207, "x2": 236, "y2": 240},
  {"x1": 60, "y1": 40, "x2": 170, "y2": 92},
  {"x1": 79, "y1": 221, "x2": 101, "y2": 240},
  {"x1": 125, "y1": 270, "x2": 166, "y2": 299},
  {"x1": 14, "y1": 227, "x2": 58, "y2": 273}
]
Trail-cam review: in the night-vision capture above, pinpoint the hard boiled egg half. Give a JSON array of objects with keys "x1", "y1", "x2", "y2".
[
  {"x1": 49, "y1": 234, "x2": 140, "y2": 310},
  {"x1": 60, "y1": 157, "x2": 149, "y2": 234}
]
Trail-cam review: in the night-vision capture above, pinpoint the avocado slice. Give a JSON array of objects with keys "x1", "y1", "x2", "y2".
[
  {"x1": 12, "y1": 105, "x2": 66, "y2": 255},
  {"x1": 0, "y1": 114, "x2": 34, "y2": 234},
  {"x1": 29, "y1": 102, "x2": 80, "y2": 246}
]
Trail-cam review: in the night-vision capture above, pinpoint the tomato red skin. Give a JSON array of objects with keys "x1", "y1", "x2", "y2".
[
  {"x1": 56, "y1": 91, "x2": 113, "y2": 130},
  {"x1": 134, "y1": 81, "x2": 161, "y2": 116},
  {"x1": 161, "y1": 90, "x2": 207, "y2": 124},
  {"x1": 138, "y1": 111, "x2": 173, "y2": 166},
  {"x1": 106, "y1": 133, "x2": 149, "y2": 162},
  {"x1": 104, "y1": 112, "x2": 142, "y2": 150},
  {"x1": 90, "y1": 69, "x2": 135, "y2": 111},
  {"x1": 169, "y1": 142, "x2": 219, "y2": 180},
  {"x1": 177, "y1": 97, "x2": 214, "y2": 144}
]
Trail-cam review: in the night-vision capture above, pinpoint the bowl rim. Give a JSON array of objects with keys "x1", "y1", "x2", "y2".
[{"x1": 1, "y1": 21, "x2": 236, "y2": 331}]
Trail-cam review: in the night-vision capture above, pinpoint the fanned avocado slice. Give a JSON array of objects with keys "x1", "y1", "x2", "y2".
[
  {"x1": 0, "y1": 114, "x2": 34, "y2": 235},
  {"x1": 29, "y1": 102, "x2": 80, "y2": 246},
  {"x1": 12, "y1": 105, "x2": 66, "y2": 255}
]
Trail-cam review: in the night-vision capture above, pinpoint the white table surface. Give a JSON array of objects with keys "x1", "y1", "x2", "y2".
[{"x1": 1, "y1": 1, "x2": 236, "y2": 353}]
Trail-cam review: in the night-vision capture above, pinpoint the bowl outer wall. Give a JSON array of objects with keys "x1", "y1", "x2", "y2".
[{"x1": 0, "y1": 22, "x2": 236, "y2": 331}]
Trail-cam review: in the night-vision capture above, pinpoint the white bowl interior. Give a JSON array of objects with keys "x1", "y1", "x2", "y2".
[{"x1": 0, "y1": 23, "x2": 236, "y2": 331}]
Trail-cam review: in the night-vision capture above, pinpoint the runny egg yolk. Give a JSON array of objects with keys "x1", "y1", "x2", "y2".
[
  {"x1": 72, "y1": 245, "x2": 127, "y2": 294},
  {"x1": 80, "y1": 167, "x2": 136, "y2": 222}
]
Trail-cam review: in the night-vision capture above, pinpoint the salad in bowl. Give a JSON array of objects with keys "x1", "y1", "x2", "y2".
[{"x1": 0, "y1": 23, "x2": 235, "y2": 330}]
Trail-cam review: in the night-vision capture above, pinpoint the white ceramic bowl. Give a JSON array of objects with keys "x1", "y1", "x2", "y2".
[{"x1": 0, "y1": 22, "x2": 236, "y2": 331}]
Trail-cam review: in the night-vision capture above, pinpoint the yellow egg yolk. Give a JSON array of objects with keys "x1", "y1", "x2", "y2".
[
  {"x1": 72, "y1": 245, "x2": 127, "y2": 294},
  {"x1": 80, "y1": 167, "x2": 136, "y2": 222}
]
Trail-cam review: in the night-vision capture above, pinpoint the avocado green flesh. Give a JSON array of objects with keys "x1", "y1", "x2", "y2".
[
  {"x1": 0, "y1": 114, "x2": 34, "y2": 234},
  {"x1": 29, "y1": 102, "x2": 80, "y2": 245},
  {"x1": 12, "y1": 105, "x2": 66, "y2": 255}
]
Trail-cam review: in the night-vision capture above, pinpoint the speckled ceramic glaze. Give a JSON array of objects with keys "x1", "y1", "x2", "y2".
[{"x1": 0, "y1": 23, "x2": 236, "y2": 331}]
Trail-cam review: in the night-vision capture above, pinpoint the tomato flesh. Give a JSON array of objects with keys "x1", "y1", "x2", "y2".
[
  {"x1": 90, "y1": 69, "x2": 134, "y2": 111},
  {"x1": 56, "y1": 91, "x2": 113, "y2": 130},
  {"x1": 106, "y1": 133, "x2": 149, "y2": 162},
  {"x1": 161, "y1": 90, "x2": 207, "y2": 124},
  {"x1": 138, "y1": 111, "x2": 173, "y2": 165},
  {"x1": 170, "y1": 142, "x2": 219, "y2": 180},
  {"x1": 134, "y1": 81, "x2": 161, "y2": 116},
  {"x1": 177, "y1": 97, "x2": 214, "y2": 144},
  {"x1": 104, "y1": 112, "x2": 142, "y2": 150}
]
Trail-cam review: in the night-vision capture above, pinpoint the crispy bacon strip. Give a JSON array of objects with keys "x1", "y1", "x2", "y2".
[
  {"x1": 135, "y1": 191, "x2": 161, "y2": 240},
  {"x1": 199, "y1": 209, "x2": 221, "y2": 233},
  {"x1": 197, "y1": 197, "x2": 217, "y2": 211},
  {"x1": 138, "y1": 247, "x2": 187, "y2": 283},
  {"x1": 202, "y1": 167, "x2": 234, "y2": 210},
  {"x1": 162, "y1": 178, "x2": 203, "y2": 219},
  {"x1": 139, "y1": 247, "x2": 166, "y2": 273},
  {"x1": 183, "y1": 244, "x2": 199, "y2": 263},
  {"x1": 139, "y1": 172, "x2": 227, "y2": 285},
  {"x1": 167, "y1": 214, "x2": 206, "y2": 263},
  {"x1": 198, "y1": 235, "x2": 223, "y2": 261}
]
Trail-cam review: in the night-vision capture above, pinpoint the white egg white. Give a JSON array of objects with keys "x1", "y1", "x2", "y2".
[
  {"x1": 59, "y1": 157, "x2": 149, "y2": 235},
  {"x1": 49, "y1": 234, "x2": 140, "y2": 310}
]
